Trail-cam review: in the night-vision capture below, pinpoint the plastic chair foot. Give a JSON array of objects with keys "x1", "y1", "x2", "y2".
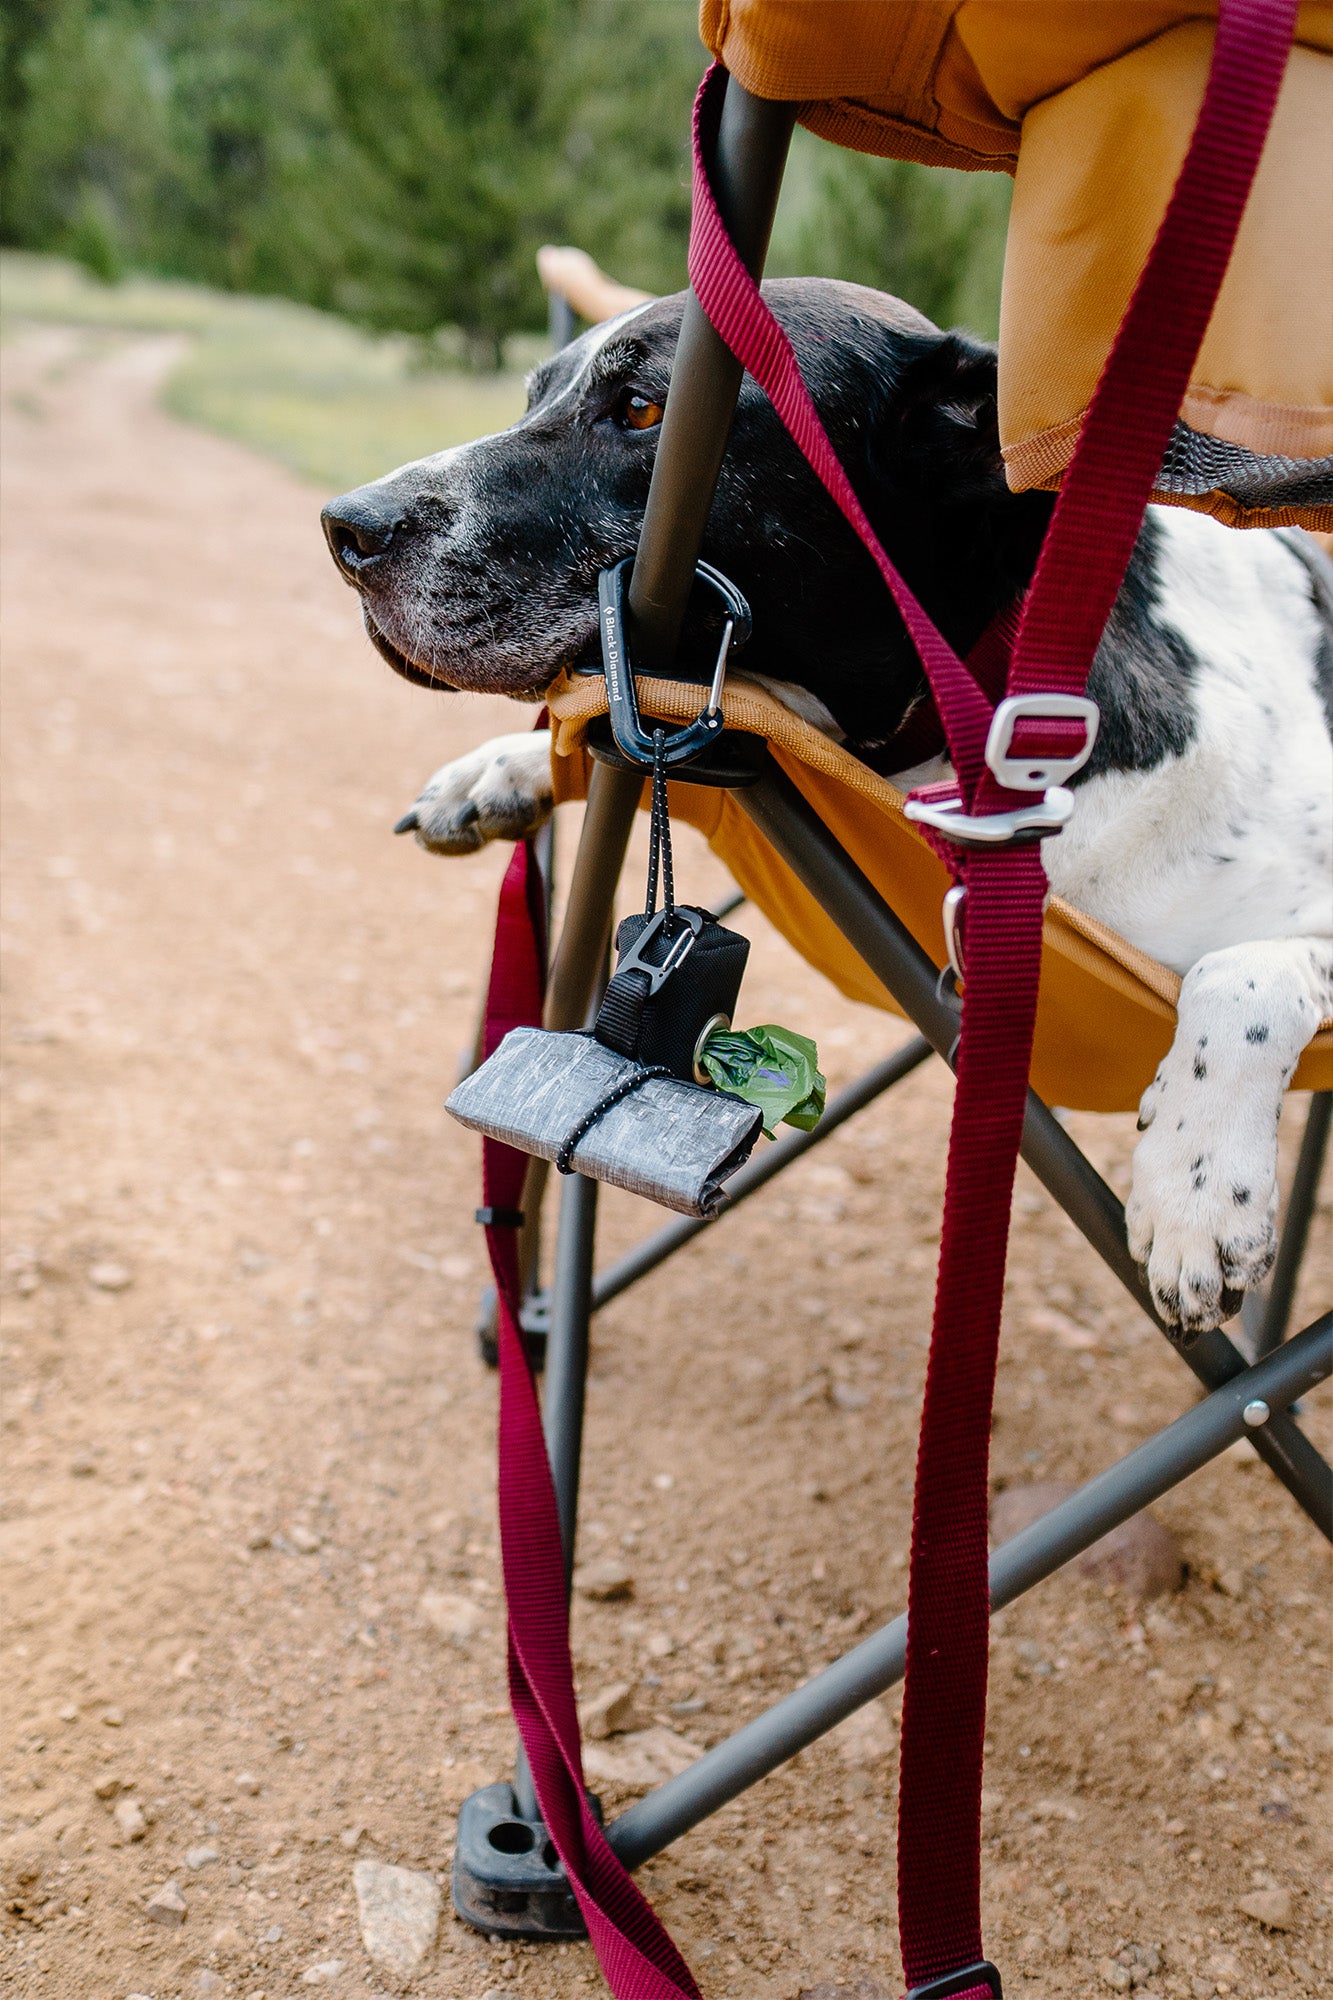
[
  {"x1": 451, "y1": 1783, "x2": 593, "y2": 1941},
  {"x1": 474, "y1": 1285, "x2": 551, "y2": 1370}
]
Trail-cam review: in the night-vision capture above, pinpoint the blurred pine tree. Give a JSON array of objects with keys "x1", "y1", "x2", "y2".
[{"x1": 0, "y1": 0, "x2": 1008, "y2": 358}]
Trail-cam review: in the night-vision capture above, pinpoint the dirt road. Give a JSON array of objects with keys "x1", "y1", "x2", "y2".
[{"x1": 1, "y1": 324, "x2": 1329, "y2": 2000}]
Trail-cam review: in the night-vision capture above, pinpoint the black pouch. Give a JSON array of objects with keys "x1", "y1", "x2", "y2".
[{"x1": 594, "y1": 905, "x2": 750, "y2": 1081}]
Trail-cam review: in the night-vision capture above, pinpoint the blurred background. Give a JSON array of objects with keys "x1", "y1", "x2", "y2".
[{"x1": 1, "y1": 0, "x2": 1011, "y2": 488}]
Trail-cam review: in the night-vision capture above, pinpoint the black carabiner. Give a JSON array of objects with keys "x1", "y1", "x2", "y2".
[{"x1": 596, "y1": 556, "x2": 752, "y2": 770}]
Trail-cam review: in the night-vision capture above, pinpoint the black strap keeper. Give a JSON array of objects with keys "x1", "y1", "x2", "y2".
[
  {"x1": 905, "y1": 1962, "x2": 1002, "y2": 2000},
  {"x1": 475, "y1": 1206, "x2": 524, "y2": 1229}
]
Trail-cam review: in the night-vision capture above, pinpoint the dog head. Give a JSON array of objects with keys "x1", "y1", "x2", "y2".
[{"x1": 321, "y1": 279, "x2": 1050, "y2": 748}]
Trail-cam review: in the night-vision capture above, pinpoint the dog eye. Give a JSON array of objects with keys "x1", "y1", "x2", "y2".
[{"x1": 616, "y1": 390, "x2": 664, "y2": 432}]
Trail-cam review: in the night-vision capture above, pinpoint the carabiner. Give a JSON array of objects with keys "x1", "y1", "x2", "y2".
[{"x1": 596, "y1": 556, "x2": 752, "y2": 770}]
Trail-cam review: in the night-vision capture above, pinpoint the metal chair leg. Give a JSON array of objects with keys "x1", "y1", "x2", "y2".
[
  {"x1": 456, "y1": 759, "x2": 638, "y2": 1931},
  {"x1": 605, "y1": 1312, "x2": 1331, "y2": 1869},
  {"x1": 1243, "y1": 1090, "x2": 1331, "y2": 1359}
]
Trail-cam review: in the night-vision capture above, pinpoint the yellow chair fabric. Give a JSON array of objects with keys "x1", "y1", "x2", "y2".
[
  {"x1": 547, "y1": 672, "x2": 1333, "y2": 1114},
  {"x1": 697, "y1": 1, "x2": 1333, "y2": 530}
]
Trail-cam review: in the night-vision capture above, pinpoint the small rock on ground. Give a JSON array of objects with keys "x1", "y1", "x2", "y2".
[
  {"x1": 302, "y1": 1961, "x2": 345, "y2": 1984},
  {"x1": 185, "y1": 1844, "x2": 220, "y2": 1869},
  {"x1": 353, "y1": 1858, "x2": 441, "y2": 1987},
  {"x1": 418, "y1": 1589, "x2": 481, "y2": 1643},
  {"x1": 144, "y1": 1877, "x2": 187, "y2": 1926},
  {"x1": 582, "y1": 1725, "x2": 700, "y2": 1793},
  {"x1": 113, "y1": 1796, "x2": 147, "y2": 1841},
  {"x1": 828, "y1": 1698, "x2": 896, "y2": 1768},
  {"x1": 578, "y1": 1680, "x2": 639, "y2": 1739},
  {"x1": 989, "y1": 1482, "x2": 1182, "y2": 1599},
  {"x1": 1237, "y1": 1886, "x2": 1293, "y2": 1929},
  {"x1": 89, "y1": 1260, "x2": 133, "y2": 1291},
  {"x1": 572, "y1": 1558, "x2": 634, "y2": 1600}
]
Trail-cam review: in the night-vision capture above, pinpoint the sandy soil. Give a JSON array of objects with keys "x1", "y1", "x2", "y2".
[{"x1": 1, "y1": 324, "x2": 1329, "y2": 2000}]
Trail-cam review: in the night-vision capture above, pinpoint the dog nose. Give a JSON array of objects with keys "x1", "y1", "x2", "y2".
[{"x1": 321, "y1": 490, "x2": 406, "y2": 581}]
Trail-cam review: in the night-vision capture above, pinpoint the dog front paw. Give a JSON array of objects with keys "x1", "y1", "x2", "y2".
[
  {"x1": 1126, "y1": 1081, "x2": 1279, "y2": 1335},
  {"x1": 395, "y1": 730, "x2": 554, "y2": 854}
]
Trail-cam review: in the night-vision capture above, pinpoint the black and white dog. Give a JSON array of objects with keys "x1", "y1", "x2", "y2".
[{"x1": 321, "y1": 280, "x2": 1333, "y2": 1336}]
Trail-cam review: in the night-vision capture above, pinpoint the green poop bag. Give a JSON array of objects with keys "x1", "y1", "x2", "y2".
[{"x1": 699, "y1": 1024, "x2": 826, "y2": 1135}]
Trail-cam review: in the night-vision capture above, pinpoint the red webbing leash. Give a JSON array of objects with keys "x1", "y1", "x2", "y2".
[
  {"x1": 477, "y1": 6, "x2": 1295, "y2": 1995},
  {"x1": 686, "y1": 7, "x2": 1295, "y2": 1996},
  {"x1": 481, "y1": 835, "x2": 705, "y2": 1999}
]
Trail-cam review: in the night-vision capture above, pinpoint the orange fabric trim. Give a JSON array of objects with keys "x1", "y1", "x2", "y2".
[
  {"x1": 547, "y1": 672, "x2": 1333, "y2": 1109},
  {"x1": 1003, "y1": 413, "x2": 1333, "y2": 532},
  {"x1": 794, "y1": 100, "x2": 1015, "y2": 173}
]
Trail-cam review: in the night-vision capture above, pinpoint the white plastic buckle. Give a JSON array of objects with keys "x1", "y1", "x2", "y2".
[
  {"x1": 985, "y1": 694, "x2": 1099, "y2": 791},
  {"x1": 904, "y1": 786, "x2": 1075, "y2": 848}
]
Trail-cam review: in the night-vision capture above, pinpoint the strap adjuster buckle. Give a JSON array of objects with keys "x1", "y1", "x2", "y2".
[
  {"x1": 985, "y1": 693, "x2": 1099, "y2": 791},
  {"x1": 904, "y1": 787, "x2": 1075, "y2": 848},
  {"x1": 906, "y1": 1959, "x2": 1003, "y2": 2000}
]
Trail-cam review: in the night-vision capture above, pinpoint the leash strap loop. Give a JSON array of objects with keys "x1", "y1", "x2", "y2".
[{"x1": 683, "y1": 10, "x2": 1296, "y2": 1994}]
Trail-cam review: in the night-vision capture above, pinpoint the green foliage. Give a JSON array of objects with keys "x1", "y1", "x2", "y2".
[
  {"x1": 769, "y1": 127, "x2": 1011, "y2": 340},
  {"x1": 541, "y1": 0, "x2": 706, "y2": 297},
  {"x1": 1, "y1": 0, "x2": 1010, "y2": 358}
]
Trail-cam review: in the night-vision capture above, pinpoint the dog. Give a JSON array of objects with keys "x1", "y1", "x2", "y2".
[{"x1": 321, "y1": 279, "x2": 1333, "y2": 1336}]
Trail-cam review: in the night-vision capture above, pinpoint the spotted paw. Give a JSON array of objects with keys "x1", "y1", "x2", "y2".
[
  {"x1": 1127, "y1": 1073, "x2": 1279, "y2": 1335},
  {"x1": 395, "y1": 730, "x2": 554, "y2": 855}
]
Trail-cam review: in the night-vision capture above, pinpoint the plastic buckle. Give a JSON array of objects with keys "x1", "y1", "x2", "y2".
[
  {"x1": 596, "y1": 556, "x2": 752, "y2": 770},
  {"x1": 985, "y1": 693, "x2": 1099, "y2": 791},
  {"x1": 942, "y1": 883, "x2": 967, "y2": 982},
  {"x1": 904, "y1": 787, "x2": 1075, "y2": 848},
  {"x1": 614, "y1": 905, "x2": 704, "y2": 996},
  {"x1": 905, "y1": 1959, "x2": 1003, "y2": 2000}
]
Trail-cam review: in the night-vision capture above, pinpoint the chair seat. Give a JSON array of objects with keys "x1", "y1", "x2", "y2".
[{"x1": 548, "y1": 670, "x2": 1333, "y2": 1114}]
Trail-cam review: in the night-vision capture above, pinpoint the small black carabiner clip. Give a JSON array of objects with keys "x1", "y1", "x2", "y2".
[{"x1": 597, "y1": 556, "x2": 752, "y2": 770}]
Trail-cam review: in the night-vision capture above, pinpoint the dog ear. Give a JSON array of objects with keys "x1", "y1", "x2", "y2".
[{"x1": 867, "y1": 330, "x2": 1005, "y2": 510}]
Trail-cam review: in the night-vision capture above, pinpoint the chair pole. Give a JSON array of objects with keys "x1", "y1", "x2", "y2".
[
  {"x1": 606, "y1": 1309, "x2": 1331, "y2": 1870},
  {"x1": 628, "y1": 81, "x2": 795, "y2": 665},
  {"x1": 1246, "y1": 1090, "x2": 1331, "y2": 1358},
  {"x1": 504, "y1": 79, "x2": 796, "y2": 1851}
]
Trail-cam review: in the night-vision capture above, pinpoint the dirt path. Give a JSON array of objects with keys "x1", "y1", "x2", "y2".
[{"x1": 1, "y1": 324, "x2": 1329, "y2": 2000}]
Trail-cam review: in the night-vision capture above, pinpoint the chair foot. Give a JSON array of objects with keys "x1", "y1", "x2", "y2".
[
  {"x1": 451, "y1": 1782, "x2": 591, "y2": 1939},
  {"x1": 474, "y1": 1285, "x2": 551, "y2": 1370}
]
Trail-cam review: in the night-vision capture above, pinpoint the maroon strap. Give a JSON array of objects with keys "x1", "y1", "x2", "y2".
[
  {"x1": 479, "y1": 7, "x2": 1295, "y2": 1996},
  {"x1": 482, "y1": 837, "x2": 704, "y2": 2000}
]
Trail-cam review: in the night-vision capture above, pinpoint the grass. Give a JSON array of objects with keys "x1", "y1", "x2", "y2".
[{"x1": 0, "y1": 251, "x2": 533, "y2": 492}]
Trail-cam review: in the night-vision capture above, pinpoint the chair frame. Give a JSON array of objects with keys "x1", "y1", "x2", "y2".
[{"x1": 450, "y1": 72, "x2": 1333, "y2": 1945}]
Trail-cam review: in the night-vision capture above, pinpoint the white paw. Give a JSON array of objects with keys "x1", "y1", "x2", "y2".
[
  {"x1": 395, "y1": 730, "x2": 554, "y2": 855},
  {"x1": 1126, "y1": 1061, "x2": 1279, "y2": 1335}
]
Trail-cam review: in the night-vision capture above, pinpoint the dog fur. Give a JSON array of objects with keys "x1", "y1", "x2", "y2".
[{"x1": 322, "y1": 280, "x2": 1333, "y2": 1335}]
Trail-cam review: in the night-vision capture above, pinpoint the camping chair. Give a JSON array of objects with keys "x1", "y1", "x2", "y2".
[{"x1": 448, "y1": 12, "x2": 1332, "y2": 1997}]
